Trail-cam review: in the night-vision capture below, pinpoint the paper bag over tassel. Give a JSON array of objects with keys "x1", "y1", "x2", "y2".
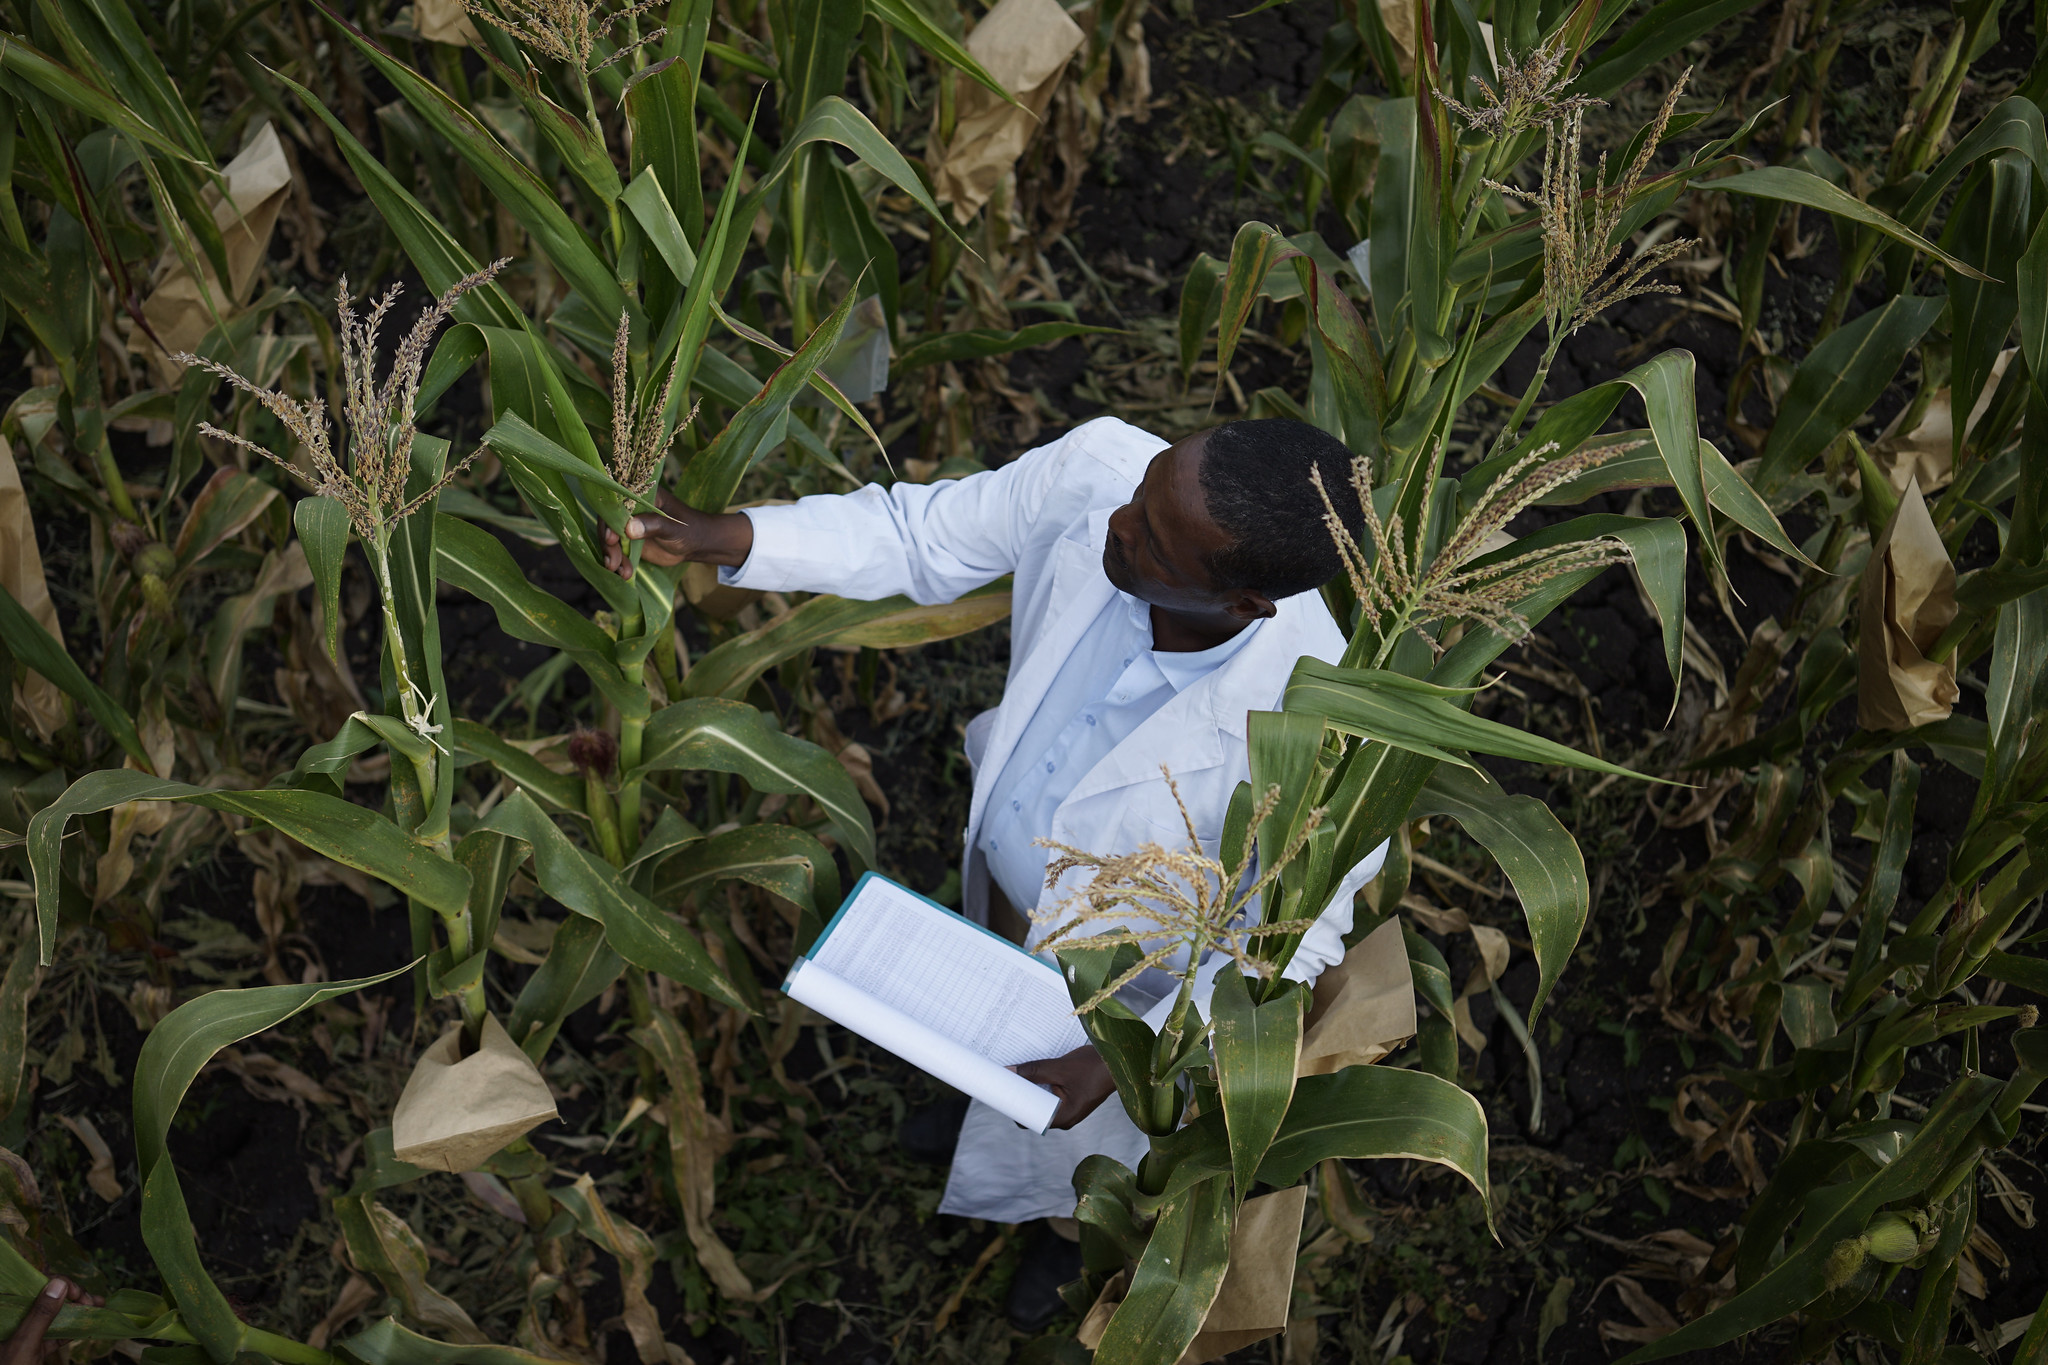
[
  {"x1": 930, "y1": 0, "x2": 1083, "y2": 219},
  {"x1": 1856, "y1": 480, "x2": 1959, "y2": 732},
  {"x1": 1078, "y1": 1187, "x2": 1310, "y2": 1364},
  {"x1": 1299, "y1": 916, "x2": 1416, "y2": 1076},
  {"x1": 392, "y1": 1015, "x2": 558, "y2": 1173}
]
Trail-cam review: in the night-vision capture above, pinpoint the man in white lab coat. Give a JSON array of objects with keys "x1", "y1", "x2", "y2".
[{"x1": 609, "y1": 415, "x2": 1387, "y2": 1326}]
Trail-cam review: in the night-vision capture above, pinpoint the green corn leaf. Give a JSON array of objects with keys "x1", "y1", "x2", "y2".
[
  {"x1": 772, "y1": 0, "x2": 862, "y2": 123},
  {"x1": 1757, "y1": 294, "x2": 1945, "y2": 491},
  {"x1": 1214, "y1": 222, "x2": 1290, "y2": 376},
  {"x1": 676, "y1": 283, "x2": 861, "y2": 513},
  {"x1": 1244, "y1": 708, "x2": 1331, "y2": 919},
  {"x1": 481, "y1": 410, "x2": 652, "y2": 523},
  {"x1": 624, "y1": 698, "x2": 876, "y2": 870},
  {"x1": 0, "y1": 945, "x2": 39, "y2": 1132},
  {"x1": 477, "y1": 791, "x2": 745, "y2": 1010},
  {"x1": 650, "y1": 824, "x2": 843, "y2": 931},
  {"x1": 625, "y1": 34, "x2": 708, "y2": 248},
  {"x1": 1210, "y1": 966, "x2": 1305, "y2": 1199},
  {"x1": 1369, "y1": 98, "x2": 1415, "y2": 342},
  {"x1": 894, "y1": 322, "x2": 1122, "y2": 373},
  {"x1": 866, "y1": 0, "x2": 1024, "y2": 110},
  {"x1": 810, "y1": 148, "x2": 902, "y2": 328},
  {"x1": 1072, "y1": 1156, "x2": 1152, "y2": 1264},
  {"x1": 1981, "y1": 950, "x2": 2048, "y2": 997},
  {"x1": 1057, "y1": 941, "x2": 1170, "y2": 1136},
  {"x1": 621, "y1": 166, "x2": 699, "y2": 286},
  {"x1": 1293, "y1": 253, "x2": 1390, "y2": 463},
  {"x1": 1406, "y1": 929, "x2": 1459, "y2": 1079},
  {"x1": 433, "y1": 515, "x2": 645, "y2": 717},
  {"x1": 1611, "y1": 350, "x2": 1719, "y2": 582},
  {"x1": 2021, "y1": 211, "x2": 2048, "y2": 384},
  {"x1": 1461, "y1": 513, "x2": 1688, "y2": 697},
  {"x1": 174, "y1": 468, "x2": 278, "y2": 566},
  {"x1": 314, "y1": 3, "x2": 625, "y2": 317},
  {"x1": 454, "y1": 829, "x2": 520, "y2": 971},
  {"x1": 272, "y1": 69, "x2": 525, "y2": 329},
  {"x1": 1178, "y1": 254, "x2": 1226, "y2": 378},
  {"x1": 338, "y1": 1317, "x2": 565, "y2": 1365},
  {"x1": 1705, "y1": 167, "x2": 1991, "y2": 281},
  {"x1": 1410, "y1": 764, "x2": 1587, "y2": 1023},
  {"x1": 1895, "y1": 96, "x2": 2048, "y2": 232},
  {"x1": 683, "y1": 582, "x2": 1012, "y2": 699},
  {"x1": 137, "y1": 969, "x2": 411, "y2": 1362},
  {"x1": 766, "y1": 94, "x2": 959, "y2": 241},
  {"x1": 29, "y1": 772, "x2": 470, "y2": 964},
  {"x1": 469, "y1": 327, "x2": 641, "y2": 620},
  {"x1": 475, "y1": 46, "x2": 620, "y2": 204},
  {"x1": 38, "y1": 0, "x2": 208, "y2": 160},
  {"x1": 451, "y1": 719, "x2": 584, "y2": 814},
  {"x1": 1982, "y1": 587, "x2": 2048, "y2": 805},
  {"x1": 1946, "y1": 152, "x2": 2031, "y2": 459},
  {"x1": 1256, "y1": 1066, "x2": 1492, "y2": 1221},
  {"x1": 1572, "y1": 0, "x2": 1766, "y2": 97},
  {"x1": 294, "y1": 495, "x2": 351, "y2": 661},
  {"x1": 0, "y1": 35, "x2": 196, "y2": 161},
  {"x1": 1617, "y1": 1075, "x2": 2003, "y2": 1362},
  {"x1": 702, "y1": 299, "x2": 886, "y2": 452},
  {"x1": 507, "y1": 916, "x2": 625, "y2": 1062},
  {"x1": 1284, "y1": 658, "x2": 1674, "y2": 783},
  {"x1": 1092, "y1": 1174, "x2": 1234, "y2": 1365},
  {"x1": 285, "y1": 712, "x2": 430, "y2": 789},
  {"x1": 659, "y1": 89, "x2": 761, "y2": 420},
  {"x1": 0, "y1": 584, "x2": 149, "y2": 769},
  {"x1": 385, "y1": 438, "x2": 457, "y2": 835}
]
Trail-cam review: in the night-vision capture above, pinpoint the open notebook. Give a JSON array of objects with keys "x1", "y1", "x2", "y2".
[{"x1": 782, "y1": 872, "x2": 1089, "y2": 1133}]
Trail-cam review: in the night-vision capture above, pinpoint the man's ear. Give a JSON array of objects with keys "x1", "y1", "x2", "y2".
[{"x1": 1227, "y1": 590, "x2": 1278, "y2": 622}]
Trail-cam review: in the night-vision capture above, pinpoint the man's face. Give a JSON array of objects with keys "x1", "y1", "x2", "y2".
[{"x1": 1102, "y1": 431, "x2": 1239, "y2": 612}]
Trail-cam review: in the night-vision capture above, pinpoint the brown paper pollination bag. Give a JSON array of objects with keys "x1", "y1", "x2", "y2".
[
  {"x1": 930, "y1": 0, "x2": 1084, "y2": 219},
  {"x1": 1298, "y1": 915, "x2": 1416, "y2": 1076},
  {"x1": 413, "y1": 0, "x2": 480, "y2": 44},
  {"x1": 1078, "y1": 1186, "x2": 1310, "y2": 1364},
  {"x1": 133, "y1": 123, "x2": 294, "y2": 388},
  {"x1": 0, "y1": 436, "x2": 65, "y2": 739},
  {"x1": 1856, "y1": 479, "x2": 1959, "y2": 732},
  {"x1": 392, "y1": 1015, "x2": 558, "y2": 1173}
]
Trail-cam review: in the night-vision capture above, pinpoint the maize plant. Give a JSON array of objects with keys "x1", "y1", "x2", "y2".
[
  {"x1": 0, "y1": 0, "x2": 338, "y2": 812},
  {"x1": 0, "y1": 0, "x2": 1101, "y2": 1356},
  {"x1": 1025, "y1": 0, "x2": 2047, "y2": 1355},
  {"x1": 1598, "y1": 23, "x2": 2048, "y2": 1365}
]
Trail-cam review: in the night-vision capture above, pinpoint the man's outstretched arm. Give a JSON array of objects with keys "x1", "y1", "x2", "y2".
[{"x1": 606, "y1": 424, "x2": 1104, "y2": 602}]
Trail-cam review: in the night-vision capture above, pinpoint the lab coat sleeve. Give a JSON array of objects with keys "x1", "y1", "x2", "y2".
[
  {"x1": 717, "y1": 432, "x2": 1078, "y2": 604},
  {"x1": 1136, "y1": 837, "x2": 1391, "y2": 1034}
]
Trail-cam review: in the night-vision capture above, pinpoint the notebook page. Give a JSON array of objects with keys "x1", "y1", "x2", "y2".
[
  {"x1": 809, "y1": 877, "x2": 1089, "y2": 1067},
  {"x1": 784, "y1": 958, "x2": 1061, "y2": 1132}
]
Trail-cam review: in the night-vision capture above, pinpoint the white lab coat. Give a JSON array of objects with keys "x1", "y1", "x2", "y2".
[{"x1": 726, "y1": 416, "x2": 1387, "y2": 1220}]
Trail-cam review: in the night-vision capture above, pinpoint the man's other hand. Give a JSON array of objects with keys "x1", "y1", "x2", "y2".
[
  {"x1": 3, "y1": 1278, "x2": 101, "y2": 1365},
  {"x1": 1013, "y1": 1045, "x2": 1116, "y2": 1130},
  {"x1": 601, "y1": 489, "x2": 755, "y2": 580}
]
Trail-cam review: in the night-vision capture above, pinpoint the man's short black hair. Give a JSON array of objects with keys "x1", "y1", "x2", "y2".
[{"x1": 1196, "y1": 419, "x2": 1366, "y2": 599}]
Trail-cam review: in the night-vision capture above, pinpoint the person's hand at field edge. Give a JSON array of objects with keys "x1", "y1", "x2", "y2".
[
  {"x1": 601, "y1": 488, "x2": 754, "y2": 579},
  {"x1": 2, "y1": 1278, "x2": 101, "y2": 1365}
]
